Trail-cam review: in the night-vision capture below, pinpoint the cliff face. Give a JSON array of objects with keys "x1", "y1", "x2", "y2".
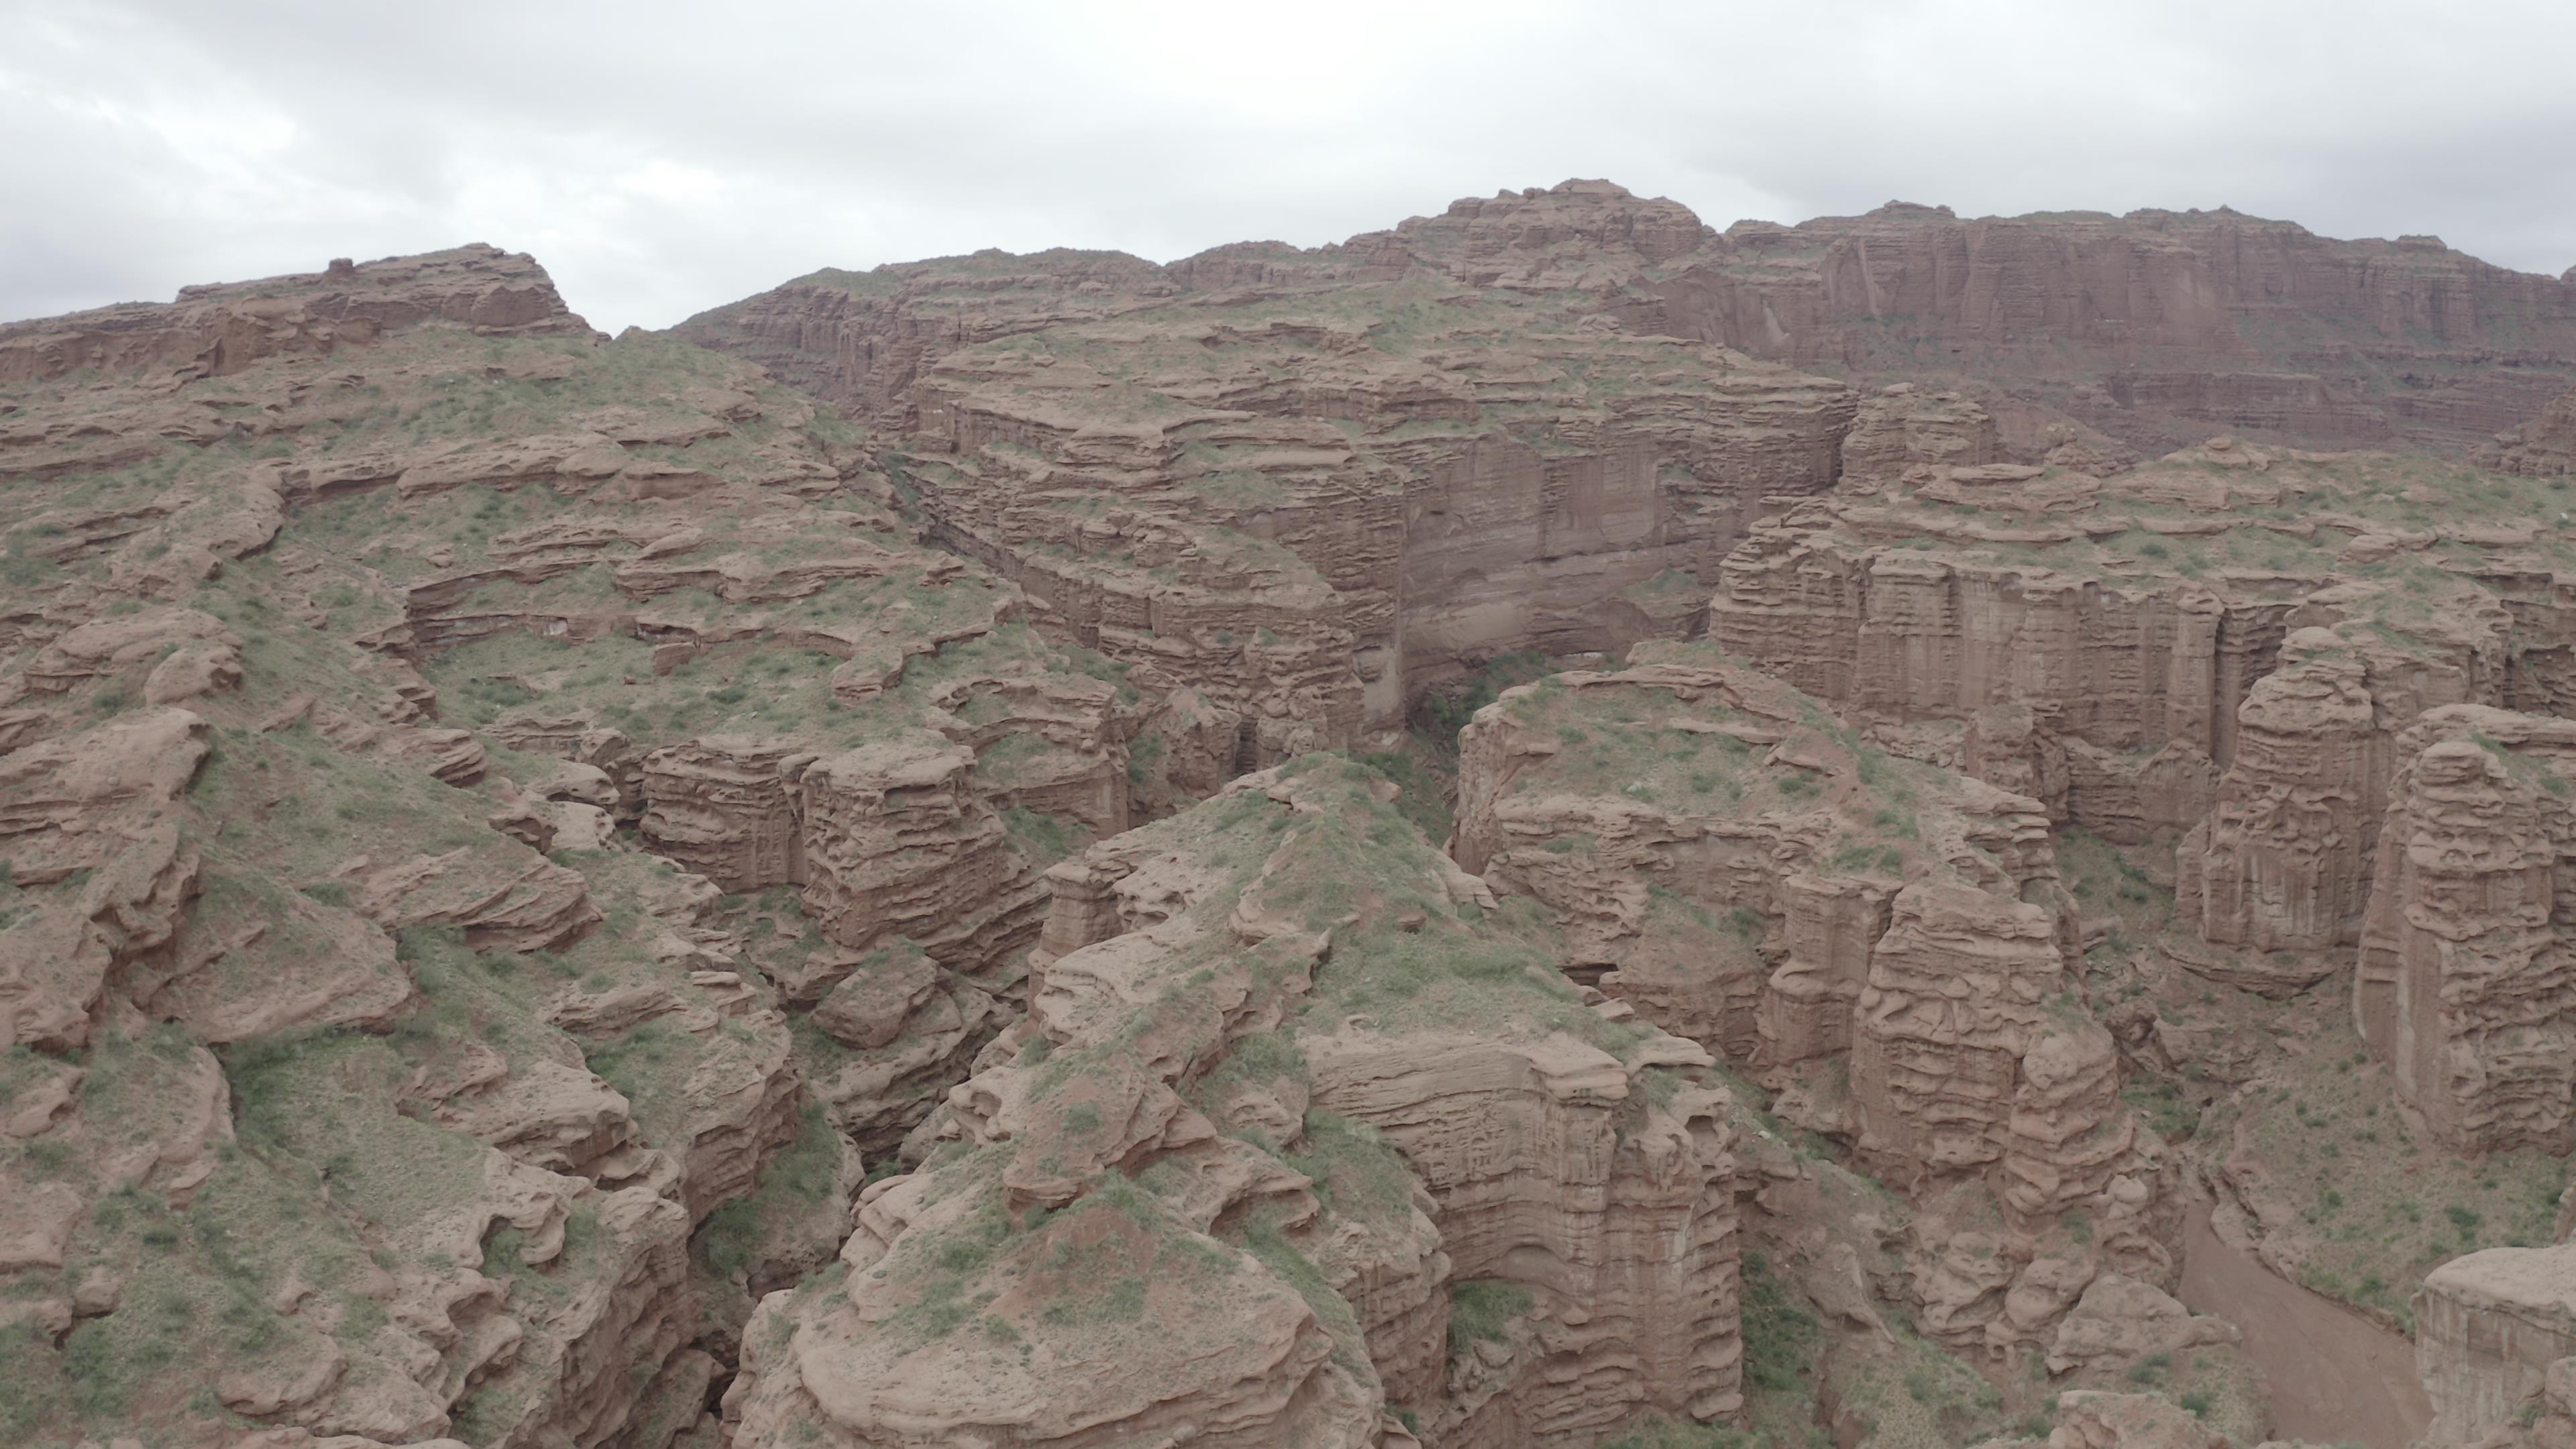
[
  {"x1": 686, "y1": 185, "x2": 2576, "y2": 461},
  {"x1": 1450, "y1": 643, "x2": 2174, "y2": 1356},
  {"x1": 1711, "y1": 437, "x2": 2576, "y2": 871},
  {"x1": 888, "y1": 284, "x2": 1853, "y2": 755},
  {"x1": 2417, "y1": 1246, "x2": 2576, "y2": 1446},
  {"x1": 2355, "y1": 707, "x2": 2576, "y2": 1155},
  {"x1": 28, "y1": 185, "x2": 2576, "y2": 1449},
  {"x1": 2475, "y1": 384, "x2": 2576, "y2": 477},
  {"x1": 1619, "y1": 202, "x2": 2576, "y2": 454},
  {"x1": 721, "y1": 757, "x2": 1739, "y2": 1449}
]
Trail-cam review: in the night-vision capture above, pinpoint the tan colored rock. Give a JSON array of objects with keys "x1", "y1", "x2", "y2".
[
  {"x1": 1839, "y1": 385, "x2": 2004, "y2": 493},
  {"x1": 639, "y1": 735, "x2": 815, "y2": 891},
  {"x1": 808, "y1": 977, "x2": 1006, "y2": 1155},
  {"x1": 2475, "y1": 385, "x2": 2576, "y2": 477},
  {"x1": 799, "y1": 739, "x2": 1045, "y2": 979},
  {"x1": 352, "y1": 843, "x2": 602, "y2": 954},
  {"x1": 811, "y1": 942, "x2": 939, "y2": 1049},
  {"x1": 2419, "y1": 1246, "x2": 2576, "y2": 1446},
  {"x1": 1631, "y1": 201, "x2": 2576, "y2": 453},
  {"x1": 1712, "y1": 506, "x2": 2282, "y2": 838},
  {"x1": 2043, "y1": 1390, "x2": 2232, "y2": 1449},
  {"x1": 1308, "y1": 1032, "x2": 1743, "y2": 1438},
  {"x1": 2043, "y1": 1273, "x2": 2237, "y2": 1374},
  {"x1": 433, "y1": 1058, "x2": 638, "y2": 1179},
  {"x1": 0, "y1": 708, "x2": 208, "y2": 1049},
  {"x1": 928, "y1": 669, "x2": 1130, "y2": 836},
  {"x1": 25, "y1": 607, "x2": 239, "y2": 694},
  {"x1": 2355, "y1": 708, "x2": 2576, "y2": 1152},
  {"x1": 2181, "y1": 625, "x2": 2501, "y2": 968},
  {"x1": 0, "y1": 243, "x2": 589, "y2": 385},
  {"x1": 220, "y1": 1342, "x2": 350, "y2": 1416}
]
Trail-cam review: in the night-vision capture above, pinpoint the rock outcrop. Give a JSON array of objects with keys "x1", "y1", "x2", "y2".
[
  {"x1": 2355, "y1": 706, "x2": 2576, "y2": 1153},
  {"x1": 26, "y1": 185, "x2": 2576, "y2": 1449},
  {"x1": 0, "y1": 244, "x2": 592, "y2": 385},
  {"x1": 1619, "y1": 201, "x2": 2576, "y2": 453},
  {"x1": 2475, "y1": 384, "x2": 2576, "y2": 477},
  {"x1": 722, "y1": 757, "x2": 1739, "y2": 1448},
  {"x1": 2418, "y1": 1246, "x2": 2576, "y2": 1446},
  {"x1": 0, "y1": 248, "x2": 942, "y2": 1449},
  {"x1": 1452, "y1": 643, "x2": 2176, "y2": 1358}
]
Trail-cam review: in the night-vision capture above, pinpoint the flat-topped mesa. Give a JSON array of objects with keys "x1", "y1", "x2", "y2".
[
  {"x1": 685, "y1": 183, "x2": 2576, "y2": 465},
  {"x1": 669, "y1": 248, "x2": 1179, "y2": 418},
  {"x1": 1623, "y1": 202, "x2": 2576, "y2": 452},
  {"x1": 2355, "y1": 706, "x2": 2576, "y2": 1155},
  {"x1": 674, "y1": 182, "x2": 1717, "y2": 417},
  {"x1": 1451, "y1": 643, "x2": 2176, "y2": 1354},
  {"x1": 724, "y1": 757, "x2": 1740, "y2": 1448},
  {"x1": 0, "y1": 244, "x2": 591, "y2": 384}
]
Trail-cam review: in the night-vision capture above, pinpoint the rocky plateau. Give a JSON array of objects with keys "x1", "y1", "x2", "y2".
[{"x1": 7, "y1": 182, "x2": 2576, "y2": 1449}]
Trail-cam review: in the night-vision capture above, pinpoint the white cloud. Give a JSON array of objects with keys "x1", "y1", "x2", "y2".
[{"x1": 3, "y1": 0, "x2": 2571, "y2": 333}]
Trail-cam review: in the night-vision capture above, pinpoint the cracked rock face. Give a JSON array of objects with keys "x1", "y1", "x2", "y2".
[{"x1": 2355, "y1": 708, "x2": 2576, "y2": 1154}]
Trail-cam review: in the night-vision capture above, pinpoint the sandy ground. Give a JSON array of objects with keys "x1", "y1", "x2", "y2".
[{"x1": 2178, "y1": 1199, "x2": 2432, "y2": 1447}]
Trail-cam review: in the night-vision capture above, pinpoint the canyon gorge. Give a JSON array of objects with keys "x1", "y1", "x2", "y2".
[{"x1": 7, "y1": 180, "x2": 2576, "y2": 1449}]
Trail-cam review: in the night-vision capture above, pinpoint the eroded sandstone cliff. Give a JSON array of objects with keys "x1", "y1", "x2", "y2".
[
  {"x1": 1451, "y1": 643, "x2": 2178, "y2": 1365},
  {"x1": 15, "y1": 180, "x2": 2576, "y2": 1449},
  {"x1": 722, "y1": 757, "x2": 1739, "y2": 1448}
]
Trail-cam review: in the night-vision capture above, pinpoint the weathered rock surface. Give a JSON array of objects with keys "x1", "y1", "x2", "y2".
[
  {"x1": 0, "y1": 244, "x2": 591, "y2": 385},
  {"x1": 1454, "y1": 643, "x2": 2176, "y2": 1356},
  {"x1": 723, "y1": 757, "x2": 1738, "y2": 1448},
  {"x1": 2475, "y1": 384, "x2": 2576, "y2": 477},
  {"x1": 0, "y1": 248, "x2": 893, "y2": 1449},
  {"x1": 2355, "y1": 707, "x2": 2576, "y2": 1152},
  {"x1": 1617, "y1": 201, "x2": 2576, "y2": 454},
  {"x1": 2418, "y1": 1246, "x2": 2576, "y2": 1446},
  {"x1": 26, "y1": 188, "x2": 2576, "y2": 1449},
  {"x1": 683, "y1": 183, "x2": 1869, "y2": 755}
]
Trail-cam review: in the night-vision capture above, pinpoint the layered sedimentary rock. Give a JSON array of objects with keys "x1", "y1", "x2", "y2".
[
  {"x1": 2418, "y1": 1246, "x2": 2576, "y2": 1446},
  {"x1": 699, "y1": 181, "x2": 2576, "y2": 458},
  {"x1": 1303, "y1": 1029, "x2": 1741, "y2": 1443},
  {"x1": 0, "y1": 248, "x2": 941, "y2": 1449},
  {"x1": 683, "y1": 182, "x2": 1861, "y2": 755},
  {"x1": 1837, "y1": 384, "x2": 2005, "y2": 492},
  {"x1": 724, "y1": 757, "x2": 1738, "y2": 1448},
  {"x1": 888, "y1": 286, "x2": 1852, "y2": 753},
  {"x1": 1617, "y1": 201, "x2": 2576, "y2": 453},
  {"x1": 2175, "y1": 635, "x2": 2396, "y2": 959},
  {"x1": 1711, "y1": 437, "x2": 2576, "y2": 867},
  {"x1": 30, "y1": 184, "x2": 2576, "y2": 1449},
  {"x1": 2475, "y1": 384, "x2": 2576, "y2": 477},
  {"x1": 2355, "y1": 706, "x2": 2576, "y2": 1153},
  {"x1": 798, "y1": 739, "x2": 1048, "y2": 976},
  {"x1": 0, "y1": 244, "x2": 591, "y2": 385},
  {"x1": 1452, "y1": 643, "x2": 2175, "y2": 1356}
]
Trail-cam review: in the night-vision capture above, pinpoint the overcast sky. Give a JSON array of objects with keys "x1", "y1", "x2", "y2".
[{"x1": 7, "y1": 0, "x2": 2574, "y2": 334}]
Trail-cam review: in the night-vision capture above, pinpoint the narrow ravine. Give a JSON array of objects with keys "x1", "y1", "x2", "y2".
[{"x1": 2177, "y1": 1199, "x2": 2430, "y2": 1447}]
